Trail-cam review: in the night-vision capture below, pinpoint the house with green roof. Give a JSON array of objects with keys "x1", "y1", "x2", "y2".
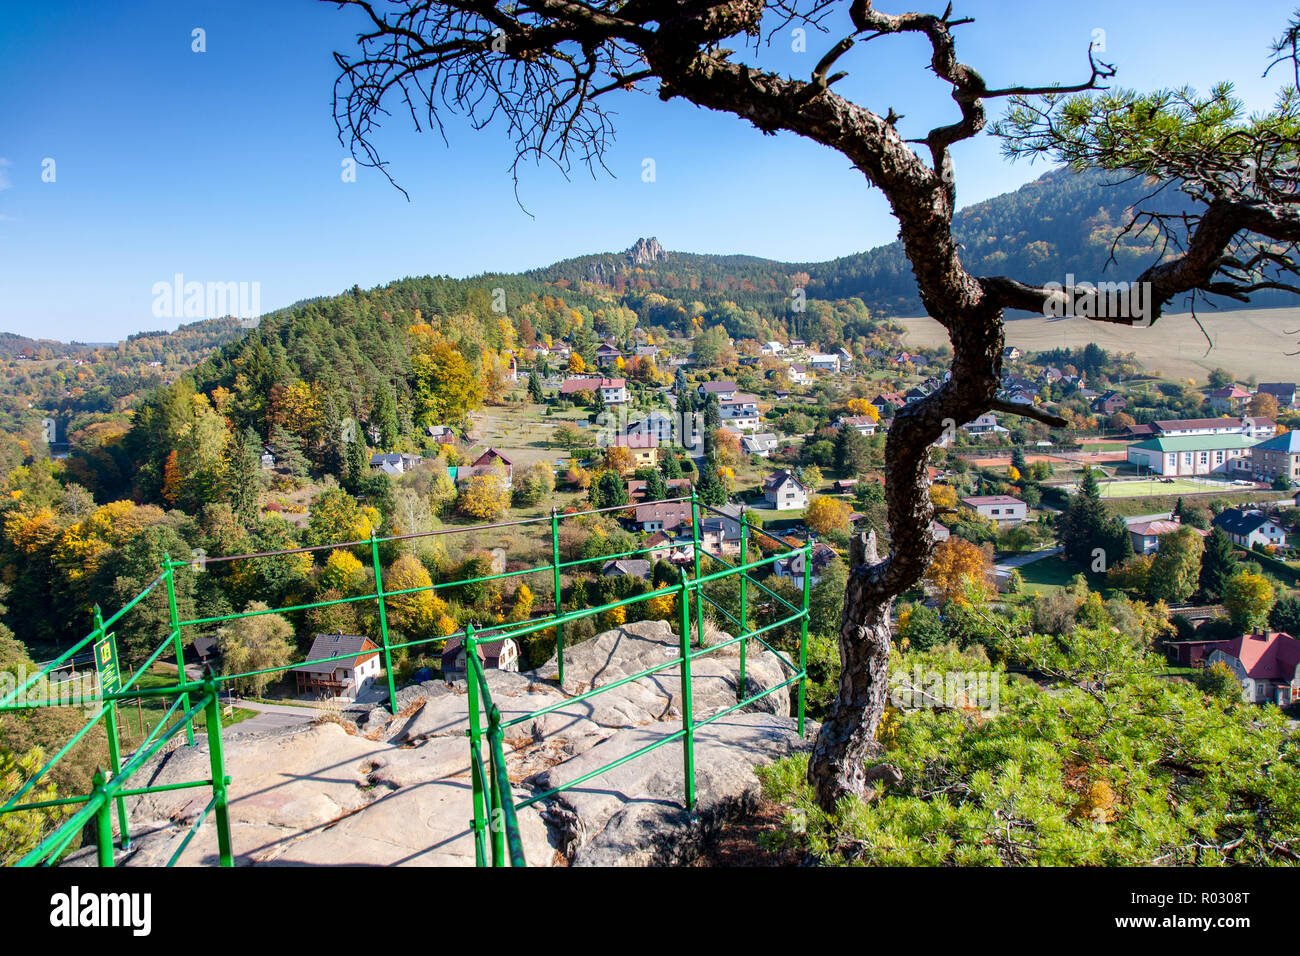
[
  {"x1": 1250, "y1": 430, "x2": 1300, "y2": 483},
  {"x1": 1126, "y1": 433, "x2": 1258, "y2": 476}
]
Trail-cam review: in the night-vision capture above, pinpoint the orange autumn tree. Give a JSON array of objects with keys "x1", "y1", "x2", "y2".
[{"x1": 923, "y1": 538, "x2": 994, "y2": 605}]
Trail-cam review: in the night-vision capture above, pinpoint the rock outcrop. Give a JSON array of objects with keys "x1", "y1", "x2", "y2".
[
  {"x1": 76, "y1": 621, "x2": 807, "y2": 868},
  {"x1": 626, "y1": 236, "x2": 667, "y2": 266}
]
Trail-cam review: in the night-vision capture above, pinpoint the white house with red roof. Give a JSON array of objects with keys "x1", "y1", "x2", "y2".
[{"x1": 1206, "y1": 631, "x2": 1300, "y2": 704}]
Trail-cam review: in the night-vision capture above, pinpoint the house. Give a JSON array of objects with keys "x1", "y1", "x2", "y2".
[
  {"x1": 595, "y1": 343, "x2": 624, "y2": 367},
  {"x1": 1152, "y1": 416, "x2": 1276, "y2": 439},
  {"x1": 788, "y1": 338, "x2": 806, "y2": 350},
  {"x1": 930, "y1": 520, "x2": 950, "y2": 542},
  {"x1": 627, "y1": 410, "x2": 674, "y2": 444},
  {"x1": 697, "y1": 380, "x2": 739, "y2": 402},
  {"x1": 1001, "y1": 387, "x2": 1036, "y2": 406},
  {"x1": 764, "y1": 470, "x2": 809, "y2": 511},
  {"x1": 370, "y1": 452, "x2": 423, "y2": 476},
  {"x1": 761, "y1": 341, "x2": 785, "y2": 356},
  {"x1": 260, "y1": 447, "x2": 276, "y2": 470},
  {"x1": 807, "y1": 353, "x2": 841, "y2": 372},
  {"x1": 560, "y1": 376, "x2": 627, "y2": 404},
  {"x1": 786, "y1": 363, "x2": 811, "y2": 386},
  {"x1": 960, "y1": 495, "x2": 1027, "y2": 526},
  {"x1": 1039, "y1": 366, "x2": 1063, "y2": 384},
  {"x1": 1206, "y1": 631, "x2": 1300, "y2": 704},
  {"x1": 627, "y1": 476, "x2": 691, "y2": 502},
  {"x1": 293, "y1": 633, "x2": 382, "y2": 698},
  {"x1": 635, "y1": 500, "x2": 693, "y2": 533},
  {"x1": 602, "y1": 558, "x2": 652, "y2": 580},
  {"x1": 598, "y1": 378, "x2": 629, "y2": 404},
  {"x1": 773, "y1": 542, "x2": 837, "y2": 588},
  {"x1": 1249, "y1": 430, "x2": 1300, "y2": 483},
  {"x1": 634, "y1": 345, "x2": 660, "y2": 361},
  {"x1": 833, "y1": 479, "x2": 859, "y2": 494},
  {"x1": 1258, "y1": 382, "x2": 1298, "y2": 409},
  {"x1": 1126, "y1": 518, "x2": 1184, "y2": 555},
  {"x1": 471, "y1": 448, "x2": 514, "y2": 483},
  {"x1": 1213, "y1": 508, "x2": 1288, "y2": 549},
  {"x1": 872, "y1": 392, "x2": 906, "y2": 412},
  {"x1": 1002, "y1": 346, "x2": 1022, "y2": 362},
  {"x1": 426, "y1": 425, "x2": 457, "y2": 444},
  {"x1": 611, "y1": 433, "x2": 659, "y2": 468},
  {"x1": 1092, "y1": 391, "x2": 1127, "y2": 415},
  {"x1": 836, "y1": 347, "x2": 853, "y2": 366},
  {"x1": 700, "y1": 504, "x2": 744, "y2": 557},
  {"x1": 961, "y1": 413, "x2": 1005, "y2": 436},
  {"x1": 1207, "y1": 384, "x2": 1252, "y2": 414},
  {"x1": 719, "y1": 393, "x2": 761, "y2": 430},
  {"x1": 838, "y1": 415, "x2": 879, "y2": 436},
  {"x1": 1126, "y1": 434, "x2": 1257, "y2": 476},
  {"x1": 742, "y1": 433, "x2": 779, "y2": 457},
  {"x1": 440, "y1": 634, "x2": 519, "y2": 678}
]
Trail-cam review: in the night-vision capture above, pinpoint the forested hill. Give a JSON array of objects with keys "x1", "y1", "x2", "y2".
[{"x1": 527, "y1": 166, "x2": 1268, "y2": 316}]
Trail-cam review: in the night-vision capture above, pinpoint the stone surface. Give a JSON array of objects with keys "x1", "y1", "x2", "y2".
[{"x1": 84, "y1": 620, "x2": 806, "y2": 868}]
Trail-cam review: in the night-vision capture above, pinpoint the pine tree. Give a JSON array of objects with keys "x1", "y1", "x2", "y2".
[
  {"x1": 527, "y1": 372, "x2": 544, "y2": 403},
  {"x1": 695, "y1": 454, "x2": 726, "y2": 506},
  {"x1": 1011, "y1": 445, "x2": 1027, "y2": 473},
  {"x1": 1199, "y1": 525, "x2": 1239, "y2": 602}
]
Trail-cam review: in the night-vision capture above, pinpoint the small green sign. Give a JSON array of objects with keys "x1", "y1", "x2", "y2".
[{"x1": 94, "y1": 632, "x2": 121, "y2": 698}]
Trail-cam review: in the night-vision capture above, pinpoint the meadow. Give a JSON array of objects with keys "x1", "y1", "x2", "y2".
[{"x1": 897, "y1": 306, "x2": 1300, "y2": 383}]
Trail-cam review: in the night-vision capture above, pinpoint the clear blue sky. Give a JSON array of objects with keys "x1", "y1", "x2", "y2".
[{"x1": 0, "y1": 0, "x2": 1294, "y2": 340}]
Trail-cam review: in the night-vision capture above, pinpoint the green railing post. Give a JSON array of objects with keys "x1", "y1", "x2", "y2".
[
  {"x1": 677, "y1": 571, "x2": 696, "y2": 812},
  {"x1": 487, "y1": 704, "x2": 507, "y2": 867},
  {"x1": 690, "y1": 491, "x2": 705, "y2": 648},
  {"x1": 465, "y1": 622, "x2": 488, "y2": 866},
  {"x1": 798, "y1": 542, "x2": 811, "y2": 737},
  {"x1": 162, "y1": 554, "x2": 195, "y2": 747},
  {"x1": 202, "y1": 680, "x2": 234, "y2": 866},
  {"x1": 369, "y1": 533, "x2": 400, "y2": 716},
  {"x1": 93, "y1": 605, "x2": 131, "y2": 849},
  {"x1": 738, "y1": 509, "x2": 749, "y2": 702},
  {"x1": 92, "y1": 767, "x2": 114, "y2": 867},
  {"x1": 551, "y1": 507, "x2": 564, "y2": 687}
]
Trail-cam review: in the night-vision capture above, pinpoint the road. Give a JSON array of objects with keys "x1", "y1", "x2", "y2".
[
  {"x1": 994, "y1": 546, "x2": 1062, "y2": 575},
  {"x1": 223, "y1": 697, "x2": 318, "y2": 737}
]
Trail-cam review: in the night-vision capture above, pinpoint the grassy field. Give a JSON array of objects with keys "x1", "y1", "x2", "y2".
[
  {"x1": 1013, "y1": 555, "x2": 1109, "y2": 597},
  {"x1": 1095, "y1": 478, "x2": 1216, "y2": 498},
  {"x1": 897, "y1": 306, "x2": 1300, "y2": 382}
]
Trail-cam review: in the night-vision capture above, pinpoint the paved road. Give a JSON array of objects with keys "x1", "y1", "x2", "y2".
[{"x1": 224, "y1": 697, "x2": 317, "y2": 737}]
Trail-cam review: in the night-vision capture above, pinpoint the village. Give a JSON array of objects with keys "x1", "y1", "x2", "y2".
[{"x1": 240, "y1": 325, "x2": 1300, "y2": 713}]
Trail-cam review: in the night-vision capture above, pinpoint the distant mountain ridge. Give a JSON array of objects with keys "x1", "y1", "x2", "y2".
[{"x1": 525, "y1": 167, "x2": 1284, "y2": 317}]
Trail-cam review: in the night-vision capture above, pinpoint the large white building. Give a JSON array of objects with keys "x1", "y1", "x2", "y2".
[{"x1": 1126, "y1": 434, "x2": 1257, "y2": 476}]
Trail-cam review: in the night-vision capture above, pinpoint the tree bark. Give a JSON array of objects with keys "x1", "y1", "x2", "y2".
[{"x1": 808, "y1": 530, "x2": 895, "y2": 808}]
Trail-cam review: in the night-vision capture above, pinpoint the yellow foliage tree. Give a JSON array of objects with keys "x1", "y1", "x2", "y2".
[
  {"x1": 929, "y1": 484, "x2": 958, "y2": 510},
  {"x1": 923, "y1": 537, "x2": 993, "y2": 605},
  {"x1": 320, "y1": 550, "x2": 366, "y2": 594},
  {"x1": 805, "y1": 496, "x2": 853, "y2": 537},
  {"x1": 568, "y1": 353, "x2": 586, "y2": 373},
  {"x1": 458, "y1": 467, "x2": 511, "y2": 520}
]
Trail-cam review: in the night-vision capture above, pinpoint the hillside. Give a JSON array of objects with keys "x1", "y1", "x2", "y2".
[{"x1": 524, "y1": 167, "x2": 1272, "y2": 318}]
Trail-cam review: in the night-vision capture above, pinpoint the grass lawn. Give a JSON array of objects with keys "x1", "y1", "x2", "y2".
[
  {"x1": 1091, "y1": 478, "x2": 1221, "y2": 498},
  {"x1": 112, "y1": 666, "x2": 256, "y2": 748},
  {"x1": 1013, "y1": 555, "x2": 1109, "y2": 596}
]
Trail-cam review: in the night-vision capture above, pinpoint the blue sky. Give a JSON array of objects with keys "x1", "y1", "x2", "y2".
[{"x1": 0, "y1": 0, "x2": 1295, "y2": 340}]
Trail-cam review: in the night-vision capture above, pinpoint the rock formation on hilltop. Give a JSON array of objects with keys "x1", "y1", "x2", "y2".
[{"x1": 626, "y1": 236, "x2": 667, "y2": 266}]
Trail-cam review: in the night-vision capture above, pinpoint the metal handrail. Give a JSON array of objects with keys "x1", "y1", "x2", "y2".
[{"x1": 0, "y1": 489, "x2": 809, "y2": 869}]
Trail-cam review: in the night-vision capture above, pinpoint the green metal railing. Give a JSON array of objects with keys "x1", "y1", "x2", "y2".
[{"x1": 0, "y1": 491, "x2": 809, "y2": 868}]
